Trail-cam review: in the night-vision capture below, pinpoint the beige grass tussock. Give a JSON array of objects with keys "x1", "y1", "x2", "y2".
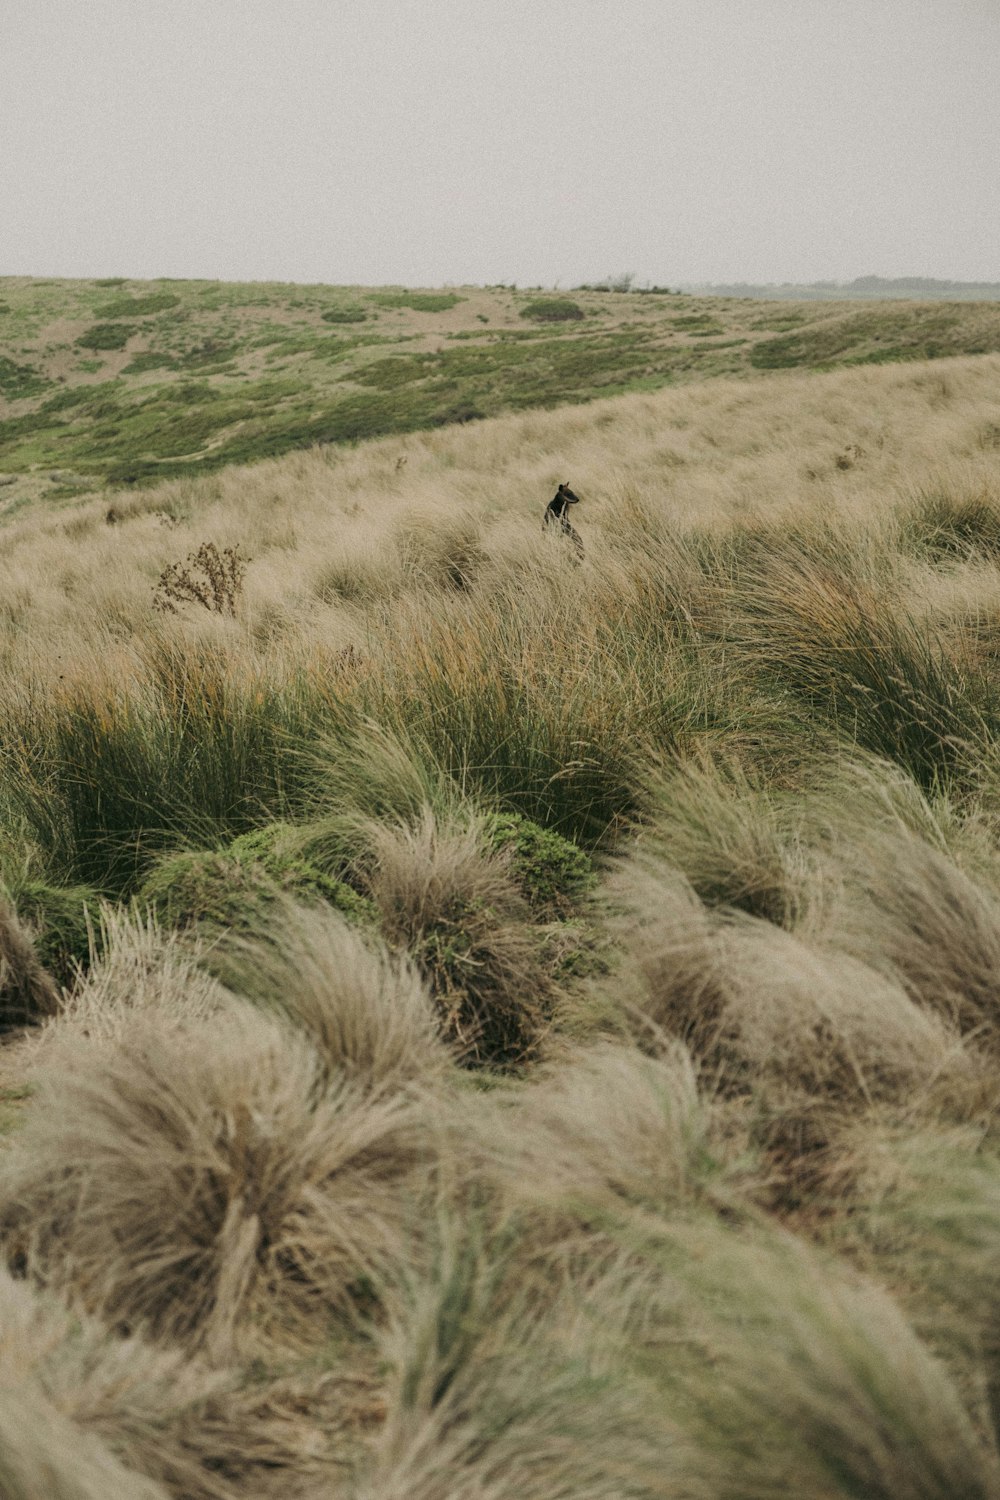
[
  {"x1": 0, "y1": 1006, "x2": 431, "y2": 1359},
  {"x1": 220, "y1": 899, "x2": 451, "y2": 1091},
  {"x1": 0, "y1": 1268, "x2": 336, "y2": 1500},
  {"x1": 0, "y1": 893, "x2": 60, "y2": 1023},
  {"x1": 362, "y1": 808, "x2": 553, "y2": 1066}
]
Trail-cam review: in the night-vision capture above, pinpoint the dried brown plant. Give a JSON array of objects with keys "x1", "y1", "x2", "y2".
[{"x1": 152, "y1": 542, "x2": 248, "y2": 616}]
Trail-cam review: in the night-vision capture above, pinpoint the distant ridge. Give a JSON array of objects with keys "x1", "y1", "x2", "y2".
[{"x1": 680, "y1": 276, "x2": 1000, "y2": 302}]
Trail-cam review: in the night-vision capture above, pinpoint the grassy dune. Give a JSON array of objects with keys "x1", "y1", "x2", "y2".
[
  {"x1": 4, "y1": 345, "x2": 1000, "y2": 1493},
  {"x1": 4, "y1": 274, "x2": 1000, "y2": 513}
]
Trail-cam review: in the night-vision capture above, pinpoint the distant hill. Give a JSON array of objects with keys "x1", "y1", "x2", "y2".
[
  {"x1": 681, "y1": 276, "x2": 1000, "y2": 302},
  {"x1": 4, "y1": 276, "x2": 1000, "y2": 514}
]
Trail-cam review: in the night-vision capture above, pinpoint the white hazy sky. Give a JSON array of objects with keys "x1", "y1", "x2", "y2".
[{"x1": 3, "y1": 0, "x2": 999, "y2": 288}]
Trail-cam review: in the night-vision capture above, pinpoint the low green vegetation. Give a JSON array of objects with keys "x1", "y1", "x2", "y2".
[
  {"x1": 75, "y1": 322, "x2": 136, "y2": 351},
  {"x1": 519, "y1": 296, "x2": 585, "y2": 322},
  {"x1": 369, "y1": 290, "x2": 464, "y2": 312}
]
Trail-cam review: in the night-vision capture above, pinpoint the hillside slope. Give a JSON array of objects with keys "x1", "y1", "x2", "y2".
[{"x1": 3, "y1": 275, "x2": 1000, "y2": 514}]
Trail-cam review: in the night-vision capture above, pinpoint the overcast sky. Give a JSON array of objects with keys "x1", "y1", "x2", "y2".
[{"x1": 3, "y1": 0, "x2": 998, "y2": 288}]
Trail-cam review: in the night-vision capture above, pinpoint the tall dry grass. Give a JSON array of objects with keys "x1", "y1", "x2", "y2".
[{"x1": 3, "y1": 354, "x2": 1000, "y2": 1491}]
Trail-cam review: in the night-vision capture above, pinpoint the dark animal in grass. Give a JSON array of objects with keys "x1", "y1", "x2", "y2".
[{"x1": 544, "y1": 483, "x2": 584, "y2": 556}]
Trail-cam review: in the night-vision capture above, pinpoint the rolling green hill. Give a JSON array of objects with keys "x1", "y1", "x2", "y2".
[{"x1": 4, "y1": 275, "x2": 1000, "y2": 514}]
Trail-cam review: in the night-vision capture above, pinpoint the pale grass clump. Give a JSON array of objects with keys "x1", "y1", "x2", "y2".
[
  {"x1": 832, "y1": 825, "x2": 1000, "y2": 1041},
  {"x1": 0, "y1": 1006, "x2": 430, "y2": 1359},
  {"x1": 362, "y1": 808, "x2": 551, "y2": 1066},
  {"x1": 220, "y1": 900, "x2": 451, "y2": 1091},
  {"x1": 627, "y1": 1220, "x2": 1000, "y2": 1500},
  {"x1": 0, "y1": 1269, "x2": 334, "y2": 1500},
  {"x1": 639, "y1": 756, "x2": 818, "y2": 928},
  {"x1": 822, "y1": 1122, "x2": 1000, "y2": 1418},
  {"x1": 352, "y1": 1211, "x2": 677, "y2": 1500},
  {"x1": 393, "y1": 504, "x2": 489, "y2": 592},
  {"x1": 612, "y1": 854, "x2": 980, "y2": 1128},
  {"x1": 472, "y1": 1040, "x2": 731, "y2": 1218},
  {"x1": 0, "y1": 1393, "x2": 168, "y2": 1500},
  {"x1": 0, "y1": 891, "x2": 60, "y2": 1023},
  {"x1": 805, "y1": 754, "x2": 1000, "y2": 881},
  {"x1": 41, "y1": 903, "x2": 232, "y2": 1049},
  {"x1": 716, "y1": 919, "x2": 973, "y2": 1109},
  {"x1": 606, "y1": 862, "x2": 729, "y2": 1058}
]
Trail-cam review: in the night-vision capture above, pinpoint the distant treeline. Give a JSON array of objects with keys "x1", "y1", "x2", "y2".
[{"x1": 681, "y1": 276, "x2": 1000, "y2": 302}]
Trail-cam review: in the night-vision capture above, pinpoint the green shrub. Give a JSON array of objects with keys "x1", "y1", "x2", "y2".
[
  {"x1": 482, "y1": 812, "x2": 595, "y2": 914},
  {"x1": 519, "y1": 298, "x2": 585, "y2": 323},
  {"x1": 228, "y1": 823, "x2": 372, "y2": 921},
  {"x1": 9, "y1": 880, "x2": 101, "y2": 985},
  {"x1": 94, "y1": 293, "x2": 181, "y2": 319},
  {"x1": 321, "y1": 307, "x2": 368, "y2": 324},
  {"x1": 76, "y1": 323, "x2": 135, "y2": 351},
  {"x1": 369, "y1": 291, "x2": 463, "y2": 312},
  {"x1": 138, "y1": 825, "x2": 371, "y2": 934},
  {"x1": 123, "y1": 352, "x2": 179, "y2": 373},
  {"x1": 0, "y1": 358, "x2": 49, "y2": 399},
  {"x1": 137, "y1": 848, "x2": 273, "y2": 932}
]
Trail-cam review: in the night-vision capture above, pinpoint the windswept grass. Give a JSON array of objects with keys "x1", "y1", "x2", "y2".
[{"x1": 3, "y1": 351, "x2": 1000, "y2": 1492}]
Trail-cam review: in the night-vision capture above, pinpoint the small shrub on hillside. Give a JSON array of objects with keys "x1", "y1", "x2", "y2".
[
  {"x1": 152, "y1": 541, "x2": 249, "y2": 616},
  {"x1": 321, "y1": 307, "x2": 367, "y2": 324},
  {"x1": 519, "y1": 298, "x2": 585, "y2": 322},
  {"x1": 0, "y1": 356, "x2": 49, "y2": 399},
  {"x1": 482, "y1": 812, "x2": 595, "y2": 915},
  {"x1": 123, "y1": 352, "x2": 178, "y2": 373},
  {"x1": 93, "y1": 293, "x2": 180, "y2": 319},
  {"x1": 369, "y1": 291, "x2": 463, "y2": 312},
  {"x1": 76, "y1": 323, "x2": 135, "y2": 351}
]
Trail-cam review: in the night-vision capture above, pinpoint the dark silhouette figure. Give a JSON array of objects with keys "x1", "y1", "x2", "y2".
[{"x1": 543, "y1": 482, "x2": 583, "y2": 556}]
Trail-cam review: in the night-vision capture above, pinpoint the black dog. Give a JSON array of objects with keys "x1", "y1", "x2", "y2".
[{"x1": 543, "y1": 483, "x2": 583, "y2": 555}]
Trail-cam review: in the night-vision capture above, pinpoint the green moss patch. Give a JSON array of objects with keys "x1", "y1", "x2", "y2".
[
  {"x1": 11, "y1": 880, "x2": 102, "y2": 986},
  {"x1": 483, "y1": 813, "x2": 595, "y2": 915},
  {"x1": 139, "y1": 825, "x2": 372, "y2": 935}
]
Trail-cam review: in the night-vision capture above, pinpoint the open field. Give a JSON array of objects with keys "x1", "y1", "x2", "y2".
[
  {"x1": 4, "y1": 341, "x2": 1000, "y2": 1494},
  {"x1": 4, "y1": 275, "x2": 1000, "y2": 513}
]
